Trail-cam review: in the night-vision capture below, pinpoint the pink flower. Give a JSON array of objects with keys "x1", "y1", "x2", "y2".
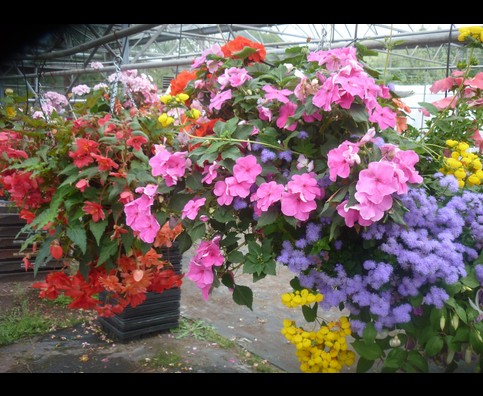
[
  {"x1": 430, "y1": 76, "x2": 455, "y2": 93},
  {"x1": 138, "y1": 215, "x2": 161, "y2": 244},
  {"x1": 287, "y1": 173, "x2": 323, "y2": 202},
  {"x1": 276, "y1": 102, "x2": 298, "y2": 131},
  {"x1": 471, "y1": 130, "x2": 483, "y2": 153},
  {"x1": 312, "y1": 77, "x2": 340, "y2": 111},
  {"x1": 258, "y1": 106, "x2": 273, "y2": 122},
  {"x1": 353, "y1": 191, "x2": 394, "y2": 222},
  {"x1": 226, "y1": 176, "x2": 252, "y2": 198},
  {"x1": 233, "y1": 155, "x2": 262, "y2": 184},
  {"x1": 251, "y1": 181, "x2": 284, "y2": 212},
  {"x1": 71, "y1": 84, "x2": 91, "y2": 96},
  {"x1": 149, "y1": 145, "x2": 189, "y2": 186},
  {"x1": 392, "y1": 150, "x2": 423, "y2": 185},
  {"x1": 186, "y1": 260, "x2": 214, "y2": 301},
  {"x1": 214, "y1": 180, "x2": 234, "y2": 206},
  {"x1": 135, "y1": 183, "x2": 158, "y2": 197},
  {"x1": 336, "y1": 200, "x2": 373, "y2": 228},
  {"x1": 297, "y1": 154, "x2": 314, "y2": 172},
  {"x1": 356, "y1": 161, "x2": 398, "y2": 204},
  {"x1": 201, "y1": 162, "x2": 219, "y2": 184},
  {"x1": 209, "y1": 89, "x2": 232, "y2": 112},
  {"x1": 126, "y1": 135, "x2": 148, "y2": 151},
  {"x1": 90, "y1": 61, "x2": 104, "y2": 70},
  {"x1": 262, "y1": 85, "x2": 293, "y2": 103},
  {"x1": 368, "y1": 104, "x2": 396, "y2": 130},
  {"x1": 182, "y1": 197, "x2": 206, "y2": 220},
  {"x1": 359, "y1": 128, "x2": 376, "y2": 145},
  {"x1": 217, "y1": 67, "x2": 252, "y2": 90},
  {"x1": 124, "y1": 194, "x2": 153, "y2": 229},
  {"x1": 431, "y1": 96, "x2": 457, "y2": 111},
  {"x1": 280, "y1": 191, "x2": 317, "y2": 222},
  {"x1": 75, "y1": 179, "x2": 89, "y2": 192},
  {"x1": 327, "y1": 141, "x2": 360, "y2": 182}
]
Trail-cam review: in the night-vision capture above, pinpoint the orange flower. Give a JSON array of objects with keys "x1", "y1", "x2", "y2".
[
  {"x1": 396, "y1": 115, "x2": 409, "y2": 133},
  {"x1": 392, "y1": 98, "x2": 411, "y2": 114},
  {"x1": 170, "y1": 70, "x2": 197, "y2": 95},
  {"x1": 154, "y1": 221, "x2": 183, "y2": 248},
  {"x1": 221, "y1": 36, "x2": 266, "y2": 63}
]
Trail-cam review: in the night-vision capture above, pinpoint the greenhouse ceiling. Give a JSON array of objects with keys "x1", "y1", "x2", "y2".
[{"x1": 0, "y1": 24, "x2": 480, "y2": 93}]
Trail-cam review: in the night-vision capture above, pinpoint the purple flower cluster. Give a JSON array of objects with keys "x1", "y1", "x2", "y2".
[{"x1": 281, "y1": 186, "x2": 483, "y2": 335}]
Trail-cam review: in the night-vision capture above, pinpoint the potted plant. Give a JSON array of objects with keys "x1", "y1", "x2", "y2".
[{"x1": 1, "y1": 29, "x2": 482, "y2": 371}]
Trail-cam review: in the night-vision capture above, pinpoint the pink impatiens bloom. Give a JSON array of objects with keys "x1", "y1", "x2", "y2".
[
  {"x1": 353, "y1": 191, "x2": 394, "y2": 222},
  {"x1": 258, "y1": 106, "x2": 273, "y2": 122},
  {"x1": 276, "y1": 102, "x2": 298, "y2": 131},
  {"x1": 71, "y1": 84, "x2": 91, "y2": 96},
  {"x1": 327, "y1": 141, "x2": 361, "y2": 182},
  {"x1": 356, "y1": 161, "x2": 398, "y2": 204},
  {"x1": 287, "y1": 173, "x2": 323, "y2": 202},
  {"x1": 217, "y1": 67, "x2": 252, "y2": 90},
  {"x1": 262, "y1": 85, "x2": 293, "y2": 103},
  {"x1": 336, "y1": 200, "x2": 373, "y2": 228},
  {"x1": 209, "y1": 89, "x2": 232, "y2": 112},
  {"x1": 124, "y1": 193, "x2": 160, "y2": 243},
  {"x1": 187, "y1": 235, "x2": 224, "y2": 300},
  {"x1": 182, "y1": 197, "x2": 206, "y2": 220},
  {"x1": 251, "y1": 181, "x2": 284, "y2": 212},
  {"x1": 225, "y1": 176, "x2": 252, "y2": 198},
  {"x1": 233, "y1": 155, "x2": 262, "y2": 184},
  {"x1": 392, "y1": 150, "x2": 423, "y2": 185},
  {"x1": 368, "y1": 104, "x2": 396, "y2": 130},
  {"x1": 213, "y1": 180, "x2": 234, "y2": 206},
  {"x1": 149, "y1": 145, "x2": 189, "y2": 186},
  {"x1": 280, "y1": 191, "x2": 317, "y2": 222},
  {"x1": 201, "y1": 162, "x2": 219, "y2": 185},
  {"x1": 312, "y1": 76, "x2": 340, "y2": 111}
]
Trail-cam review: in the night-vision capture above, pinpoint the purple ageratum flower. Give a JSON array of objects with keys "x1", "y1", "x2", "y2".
[
  {"x1": 423, "y1": 286, "x2": 449, "y2": 309},
  {"x1": 298, "y1": 131, "x2": 309, "y2": 139},
  {"x1": 475, "y1": 265, "x2": 483, "y2": 286},
  {"x1": 261, "y1": 149, "x2": 277, "y2": 163},
  {"x1": 278, "y1": 151, "x2": 292, "y2": 162},
  {"x1": 232, "y1": 197, "x2": 248, "y2": 210},
  {"x1": 295, "y1": 238, "x2": 308, "y2": 249},
  {"x1": 306, "y1": 223, "x2": 322, "y2": 242}
]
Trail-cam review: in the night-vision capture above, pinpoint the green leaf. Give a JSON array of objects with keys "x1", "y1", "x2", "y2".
[
  {"x1": 383, "y1": 348, "x2": 406, "y2": 370},
  {"x1": 176, "y1": 232, "x2": 192, "y2": 255},
  {"x1": 121, "y1": 231, "x2": 135, "y2": 255},
  {"x1": 418, "y1": 102, "x2": 439, "y2": 116},
  {"x1": 221, "y1": 272, "x2": 235, "y2": 289},
  {"x1": 363, "y1": 323, "x2": 377, "y2": 344},
  {"x1": 185, "y1": 172, "x2": 204, "y2": 191},
  {"x1": 97, "y1": 238, "x2": 119, "y2": 266},
  {"x1": 89, "y1": 220, "x2": 108, "y2": 247},
  {"x1": 227, "y1": 250, "x2": 244, "y2": 263},
  {"x1": 453, "y1": 327, "x2": 470, "y2": 343},
  {"x1": 67, "y1": 225, "x2": 87, "y2": 254},
  {"x1": 255, "y1": 209, "x2": 278, "y2": 228},
  {"x1": 264, "y1": 259, "x2": 276, "y2": 276},
  {"x1": 231, "y1": 46, "x2": 257, "y2": 60},
  {"x1": 407, "y1": 350, "x2": 428, "y2": 372},
  {"x1": 34, "y1": 235, "x2": 56, "y2": 276},
  {"x1": 232, "y1": 285, "x2": 253, "y2": 310},
  {"x1": 302, "y1": 302, "x2": 318, "y2": 323},
  {"x1": 187, "y1": 222, "x2": 206, "y2": 244},
  {"x1": 356, "y1": 357, "x2": 375, "y2": 373},
  {"x1": 349, "y1": 103, "x2": 369, "y2": 123},
  {"x1": 454, "y1": 305, "x2": 468, "y2": 324},
  {"x1": 220, "y1": 232, "x2": 239, "y2": 248},
  {"x1": 424, "y1": 336, "x2": 444, "y2": 357},
  {"x1": 352, "y1": 340, "x2": 383, "y2": 361},
  {"x1": 469, "y1": 329, "x2": 483, "y2": 354},
  {"x1": 221, "y1": 146, "x2": 242, "y2": 162},
  {"x1": 290, "y1": 277, "x2": 303, "y2": 291},
  {"x1": 212, "y1": 206, "x2": 235, "y2": 223}
]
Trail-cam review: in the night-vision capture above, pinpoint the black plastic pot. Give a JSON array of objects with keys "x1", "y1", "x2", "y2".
[{"x1": 97, "y1": 243, "x2": 183, "y2": 342}]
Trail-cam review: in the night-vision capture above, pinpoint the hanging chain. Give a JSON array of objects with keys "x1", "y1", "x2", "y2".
[
  {"x1": 110, "y1": 55, "x2": 123, "y2": 114},
  {"x1": 317, "y1": 25, "x2": 329, "y2": 51}
]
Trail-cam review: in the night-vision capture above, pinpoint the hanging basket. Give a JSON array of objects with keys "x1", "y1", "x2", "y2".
[{"x1": 97, "y1": 243, "x2": 183, "y2": 342}]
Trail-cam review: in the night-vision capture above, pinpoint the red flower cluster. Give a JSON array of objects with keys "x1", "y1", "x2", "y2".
[
  {"x1": 221, "y1": 36, "x2": 266, "y2": 63},
  {"x1": 32, "y1": 248, "x2": 183, "y2": 317},
  {"x1": 170, "y1": 70, "x2": 197, "y2": 96}
]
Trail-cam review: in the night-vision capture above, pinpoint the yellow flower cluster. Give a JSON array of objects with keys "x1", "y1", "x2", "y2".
[
  {"x1": 281, "y1": 317, "x2": 356, "y2": 373},
  {"x1": 458, "y1": 26, "x2": 483, "y2": 43},
  {"x1": 158, "y1": 113, "x2": 174, "y2": 127},
  {"x1": 440, "y1": 140, "x2": 483, "y2": 188},
  {"x1": 281, "y1": 289, "x2": 323, "y2": 308},
  {"x1": 160, "y1": 93, "x2": 190, "y2": 104}
]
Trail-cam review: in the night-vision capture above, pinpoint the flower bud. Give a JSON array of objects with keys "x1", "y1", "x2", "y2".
[
  {"x1": 5, "y1": 88, "x2": 13, "y2": 96},
  {"x1": 389, "y1": 335, "x2": 401, "y2": 348},
  {"x1": 465, "y1": 345, "x2": 473, "y2": 364},
  {"x1": 451, "y1": 314, "x2": 459, "y2": 330},
  {"x1": 440, "y1": 315, "x2": 446, "y2": 331}
]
